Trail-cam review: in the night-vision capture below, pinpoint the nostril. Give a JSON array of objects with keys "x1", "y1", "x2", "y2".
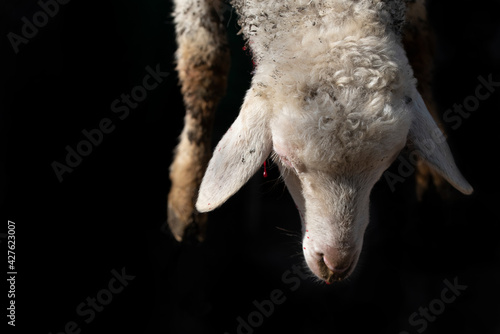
[
  {"x1": 322, "y1": 255, "x2": 334, "y2": 271},
  {"x1": 322, "y1": 255, "x2": 348, "y2": 273}
]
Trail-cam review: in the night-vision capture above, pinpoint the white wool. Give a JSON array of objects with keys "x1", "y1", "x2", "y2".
[{"x1": 230, "y1": 1, "x2": 416, "y2": 176}]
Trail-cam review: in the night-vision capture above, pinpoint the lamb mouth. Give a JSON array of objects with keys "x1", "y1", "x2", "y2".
[{"x1": 321, "y1": 254, "x2": 357, "y2": 284}]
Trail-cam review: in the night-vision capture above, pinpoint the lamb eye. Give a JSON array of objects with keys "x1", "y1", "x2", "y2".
[
  {"x1": 280, "y1": 155, "x2": 294, "y2": 168},
  {"x1": 275, "y1": 154, "x2": 299, "y2": 174}
]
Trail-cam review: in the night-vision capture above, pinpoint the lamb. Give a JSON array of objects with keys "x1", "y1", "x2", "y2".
[{"x1": 168, "y1": 0, "x2": 473, "y2": 283}]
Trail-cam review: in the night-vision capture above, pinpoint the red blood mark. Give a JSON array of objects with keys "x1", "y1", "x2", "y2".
[
  {"x1": 242, "y1": 45, "x2": 257, "y2": 68},
  {"x1": 303, "y1": 247, "x2": 306, "y2": 250},
  {"x1": 263, "y1": 160, "x2": 268, "y2": 178},
  {"x1": 325, "y1": 281, "x2": 331, "y2": 285},
  {"x1": 307, "y1": 236, "x2": 309, "y2": 239},
  {"x1": 306, "y1": 230, "x2": 309, "y2": 232}
]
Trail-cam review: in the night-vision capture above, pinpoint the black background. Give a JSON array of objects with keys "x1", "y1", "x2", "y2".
[{"x1": 4, "y1": 0, "x2": 500, "y2": 333}]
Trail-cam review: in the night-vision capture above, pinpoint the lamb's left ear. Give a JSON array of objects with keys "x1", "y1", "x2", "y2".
[
  {"x1": 407, "y1": 91, "x2": 473, "y2": 195},
  {"x1": 196, "y1": 93, "x2": 273, "y2": 212}
]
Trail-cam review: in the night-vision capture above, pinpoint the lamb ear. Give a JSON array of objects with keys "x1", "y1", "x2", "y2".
[
  {"x1": 407, "y1": 91, "x2": 473, "y2": 195},
  {"x1": 196, "y1": 94, "x2": 272, "y2": 212}
]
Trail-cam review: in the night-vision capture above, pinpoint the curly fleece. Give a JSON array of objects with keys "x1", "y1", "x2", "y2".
[{"x1": 230, "y1": 0, "x2": 415, "y2": 172}]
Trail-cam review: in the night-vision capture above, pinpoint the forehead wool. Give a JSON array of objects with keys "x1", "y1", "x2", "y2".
[
  {"x1": 272, "y1": 91, "x2": 410, "y2": 173},
  {"x1": 237, "y1": 0, "x2": 415, "y2": 173}
]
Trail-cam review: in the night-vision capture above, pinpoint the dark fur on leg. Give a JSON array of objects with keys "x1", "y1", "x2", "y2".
[{"x1": 168, "y1": 0, "x2": 230, "y2": 241}]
